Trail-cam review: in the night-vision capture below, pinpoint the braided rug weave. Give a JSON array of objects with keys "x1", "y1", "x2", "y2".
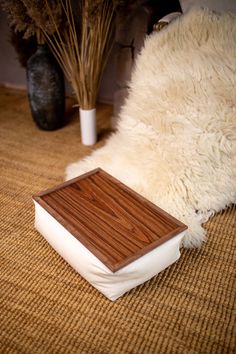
[{"x1": 0, "y1": 87, "x2": 235, "y2": 354}]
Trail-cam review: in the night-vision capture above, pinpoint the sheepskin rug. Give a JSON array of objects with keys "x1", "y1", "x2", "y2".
[{"x1": 66, "y1": 8, "x2": 236, "y2": 248}]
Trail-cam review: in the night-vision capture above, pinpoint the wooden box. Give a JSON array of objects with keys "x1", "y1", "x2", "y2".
[{"x1": 33, "y1": 168, "x2": 187, "y2": 300}]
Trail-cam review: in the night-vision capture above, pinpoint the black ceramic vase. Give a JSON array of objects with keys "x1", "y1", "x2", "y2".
[{"x1": 26, "y1": 44, "x2": 65, "y2": 130}]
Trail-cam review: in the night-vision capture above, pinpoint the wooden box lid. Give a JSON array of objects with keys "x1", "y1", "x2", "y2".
[{"x1": 33, "y1": 168, "x2": 187, "y2": 272}]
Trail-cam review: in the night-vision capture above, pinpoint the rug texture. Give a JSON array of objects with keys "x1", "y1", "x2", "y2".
[
  {"x1": 1, "y1": 87, "x2": 235, "y2": 353},
  {"x1": 66, "y1": 8, "x2": 236, "y2": 248}
]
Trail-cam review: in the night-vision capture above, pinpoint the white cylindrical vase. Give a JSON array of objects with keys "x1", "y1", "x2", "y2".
[{"x1": 79, "y1": 108, "x2": 97, "y2": 146}]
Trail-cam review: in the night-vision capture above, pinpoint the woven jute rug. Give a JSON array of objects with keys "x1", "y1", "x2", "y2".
[{"x1": 0, "y1": 87, "x2": 235, "y2": 354}]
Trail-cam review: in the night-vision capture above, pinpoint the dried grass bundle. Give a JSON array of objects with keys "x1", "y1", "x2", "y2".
[
  {"x1": 1, "y1": 0, "x2": 34, "y2": 39},
  {"x1": 41, "y1": 0, "x2": 119, "y2": 110},
  {"x1": 1, "y1": 0, "x2": 63, "y2": 43},
  {"x1": 21, "y1": 0, "x2": 64, "y2": 42}
]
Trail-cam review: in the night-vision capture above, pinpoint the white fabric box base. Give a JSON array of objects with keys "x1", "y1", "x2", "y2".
[{"x1": 34, "y1": 201, "x2": 186, "y2": 301}]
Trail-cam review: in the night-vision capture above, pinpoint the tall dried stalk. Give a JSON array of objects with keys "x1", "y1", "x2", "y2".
[{"x1": 42, "y1": 0, "x2": 116, "y2": 110}]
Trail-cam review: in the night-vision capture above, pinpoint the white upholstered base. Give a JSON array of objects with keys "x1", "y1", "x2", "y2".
[{"x1": 34, "y1": 201, "x2": 186, "y2": 301}]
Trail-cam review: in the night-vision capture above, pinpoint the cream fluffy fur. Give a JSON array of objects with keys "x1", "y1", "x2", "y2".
[{"x1": 66, "y1": 8, "x2": 236, "y2": 248}]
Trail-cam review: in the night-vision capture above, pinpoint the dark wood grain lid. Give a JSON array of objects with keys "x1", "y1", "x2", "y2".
[{"x1": 33, "y1": 168, "x2": 187, "y2": 272}]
